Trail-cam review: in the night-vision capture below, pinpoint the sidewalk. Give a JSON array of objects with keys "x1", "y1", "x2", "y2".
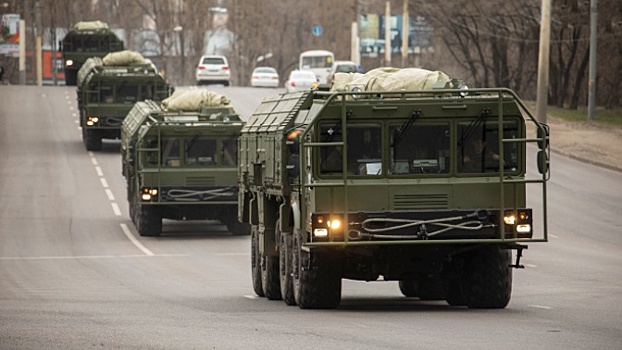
[{"x1": 546, "y1": 116, "x2": 622, "y2": 173}]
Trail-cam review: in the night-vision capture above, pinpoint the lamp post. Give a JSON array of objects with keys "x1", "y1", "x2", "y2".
[{"x1": 173, "y1": 25, "x2": 184, "y2": 86}]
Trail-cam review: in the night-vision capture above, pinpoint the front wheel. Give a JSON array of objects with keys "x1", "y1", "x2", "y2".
[
  {"x1": 250, "y1": 225, "x2": 264, "y2": 297},
  {"x1": 82, "y1": 128, "x2": 102, "y2": 152},
  {"x1": 462, "y1": 246, "x2": 512, "y2": 309},
  {"x1": 292, "y1": 230, "x2": 341, "y2": 309},
  {"x1": 136, "y1": 204, "x2": 162, "y2": 237},
  {"x1": 278, "y1": 222, "x2": 295, "y2": 305}
]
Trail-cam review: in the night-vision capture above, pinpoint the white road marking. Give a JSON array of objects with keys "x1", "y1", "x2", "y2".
[
  {"x1": 243, "y1": 295, "x2": 259, "y2": 300},
  {"x1": 120, "y1": 223, "x2": 154, "y2": 256},
  {"x1": 95, "y1": 166, "x2": 103, "y2": 177},
  {"x1": 100, "y1": 178, "x2": 109, "y2": 188},
  {"x1": 528, "y1": 305, "x2": 552, "y2": 310},
  {"x1": 91, "y1": 157, "x2": 98, "y2": 166},
  {"x1": 111, "y1": 202, "x2": 122, "y2": 216},
  {"x1": 105, "y1": 189, "x2": 115, "y2": 201},
  {"x1": 549, "y1": 234, "x2": 559, "y2": 239},
  {"x1": 524, "y1": 263, "x2": 538, "y2": 268},
  {"x1": 216, "y1": 253, "x2": 250, "y2": 256},
  {"x1": 0, "y1": 254, "x2": 186, "y2": 260}
]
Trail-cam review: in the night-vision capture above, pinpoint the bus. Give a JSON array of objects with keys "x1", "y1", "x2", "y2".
[{"x1": 299, "y1": 50, "x2": 334, "y2": 84}]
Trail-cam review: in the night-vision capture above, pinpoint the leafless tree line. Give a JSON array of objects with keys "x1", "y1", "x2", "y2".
[{"x1": 3, "y1": 0, "x2": 621, "y2": 109}]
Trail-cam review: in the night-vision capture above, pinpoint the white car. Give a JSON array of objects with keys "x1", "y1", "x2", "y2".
[
  {"x1": 195, "y1": 55, "x2": 230, "y2": 86},
  {"x1": 250, "y1": 67, "x2": 279, "y2": 88},
  {"x1": 285, "y1": 70, "x2": 318, "y2": 93},
  {"x1": 327, "y1": 60, "x2": 359, "y2": 84}
]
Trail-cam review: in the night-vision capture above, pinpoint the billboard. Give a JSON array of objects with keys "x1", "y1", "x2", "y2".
[
  {"x1": 1, "y1": 13, "x2": 20, "y2": 57},
  {"x1": 359, "y1": 14, "x2": 432, "y2": 57}
]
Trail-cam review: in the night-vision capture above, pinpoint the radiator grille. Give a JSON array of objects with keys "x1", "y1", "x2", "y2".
[
  {"x1": 393, "y1": 194, "x2": 448, "y2": 210},
  {"x1": 185, "y1": 176, "x2": 215, "y2": 186}
]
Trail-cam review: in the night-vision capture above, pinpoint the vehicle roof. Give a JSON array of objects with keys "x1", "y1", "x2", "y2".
[
  {"x1": 253, "y1": 67, "x2": 277, "y2": 72},
  {"x1": 290, "y1": 70, "x2": 316, "y2": 77}
]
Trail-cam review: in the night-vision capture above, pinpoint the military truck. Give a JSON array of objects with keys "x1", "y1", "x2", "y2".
[
  {"x1": 61, "y1": 20, "x2": 124, "y2": 85},
  {"x1": 77, "y1": 50, "x2": 170, "y2": 151},
  {"x1": 121, "y1": 90, "x2": 251, "y2": 237},
  {"x1": 238, "y1": 68, "x2": 550, "y2": 309}
]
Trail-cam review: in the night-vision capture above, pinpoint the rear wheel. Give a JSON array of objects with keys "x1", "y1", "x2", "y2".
[
  {"x1": 292, "y1": 230, "x2": 341, "y2": 309},
  {"x1": 399, "y1": 280, "x2": 417, "y2": 297},
  {"x1": 278, "y1": 222, "x2": 295, "y2": 305},
  {"x1": 250, "y1": 225, "x2": 264, "y2": 297},
  {"x1": 463, "y1": 246, "x2": 512, "y2": 309},
  {"x1": 136, "y1": 204, "x2": 162, "y2": 237},
  {"x1": 261, "y1": 251, "x2": 281, "y2": 300}
]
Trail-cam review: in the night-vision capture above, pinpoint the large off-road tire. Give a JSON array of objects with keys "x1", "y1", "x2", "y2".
[
  {"x1": 83, "y1": 128, "x2": 102, "y2": 152},
  {"x1": 250, "y1": 225, "x2": 264, "y2": 297},
  {"x1": 292, "y1": 230, "x2": 341, "y2": 309},
  {"x1": 261, "y1": 251, "x2": 281, "y2": 300},
  {"x1": 136, "y1": 204, "x2": 162, "y2": 237},
  {"x1": 444, "y1": 255, "x2": 467, "y2": 306},
  {"x1": 227, "y1": 220, "x2": 251, "y2": 236},
  {"x1": 278, "y1": 221, "x2": 295, "y2": 306},
  {"x1": 463, "y1": 246, "x2": 512, "y2": 309},
  {"x1": 399, "y1": 280, "x2": 417, "y2": 297}
]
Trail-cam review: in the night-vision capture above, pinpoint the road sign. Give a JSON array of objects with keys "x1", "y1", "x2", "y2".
[{"x1": 312, "y1": 26, "x2": 323, "y2": 37}]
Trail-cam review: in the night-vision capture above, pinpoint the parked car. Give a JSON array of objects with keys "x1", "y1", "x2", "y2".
[
  {"x1": 195, "y1": 55, "x2": 230, "y2": 86},
  {"x1": 250, "y1": 67, "x2": 279, "y2": 88},
  {"x1": 327, "y1": 60, "x2": 359, "y2": 84},
  {"x1": 285, "y1": 70, "x2": 318, "y2": 93}
]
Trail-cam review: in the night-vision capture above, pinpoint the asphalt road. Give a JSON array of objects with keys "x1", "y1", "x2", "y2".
[{"x1": 0, "y1": 85, "x2": 621, "y2": 350}]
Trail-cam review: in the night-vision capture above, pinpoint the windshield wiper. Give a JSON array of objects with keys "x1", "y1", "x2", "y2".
[
  {"x1": 392, "y1": 109, "x2": 421, "y2": 148},
  {"x1": 457, "y1": 108, "x2": 490, "y2": 147}
]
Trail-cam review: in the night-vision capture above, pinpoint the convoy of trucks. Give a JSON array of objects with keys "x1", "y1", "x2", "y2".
[{"x1": 61, "y1": 21, "x2": 549, "y2": 309}]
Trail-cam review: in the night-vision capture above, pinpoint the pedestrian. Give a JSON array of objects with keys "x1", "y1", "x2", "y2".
[{"x1": 0, "y1": 65, "x2": 5, "y2": 83}]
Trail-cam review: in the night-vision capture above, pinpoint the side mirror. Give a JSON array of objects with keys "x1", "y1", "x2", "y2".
[
  {"x1": 537, "y1": 150, "x2": 548, "y2": 175},
  {"x1": 537, "y1": 124, "x2": 550, "y2": 150}
]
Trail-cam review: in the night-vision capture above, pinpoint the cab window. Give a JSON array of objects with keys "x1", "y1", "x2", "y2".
[
  {"x1": 389, "y1": 123, "x2": 450, "y2": 175},
  {"x1": 319, "y1": 122, "x2": 382, "y2": 176},
  {"x1": 457, "y1": 120, "x2": 520, "y2": 174}
]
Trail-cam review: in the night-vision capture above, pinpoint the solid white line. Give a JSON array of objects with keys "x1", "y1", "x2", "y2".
[
  {"x1": 528, "y1": 305, "x2": 552, "y2": 310},
  {"x1": 243, "y1": 295, "x2": 259, "y2": 300},
  {"x1": 111, "y1": 202, "x2": 122, "y2": 216},
  {"x1": 0, "y1": 254, "x2": 186, "y2": 260},
  {"x1": 524, "y1": 263, "x2": 538, "y2": 268},
  {"x1": 105, "y1": 189, "x2": 115, "y2": 201},
  {"x1": 120, "y1": 223, "x2": 154, "y2": 256},
  {"x1": 95, "y1": 166, "x2": 103, "y2": 177},
  {"x1": 100, "y1": 177, "x2": 109, "y2": 188},
  {"x1": 91, "y1": 157, "x2": 98, "y2": 166}
]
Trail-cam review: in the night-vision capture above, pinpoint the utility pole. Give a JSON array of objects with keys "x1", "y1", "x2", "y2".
[
  {"x1": 587, "y1": 0, "x2": 598, "y2": 121},
  {"x1": 384, "y1": 1, "x2": 391, "y2": 66},
  {"x1": 535, "y1": 0, "x2": 551, "y2": 124},
  {"x1": 35, "y1": 0, "x2": 42, "y2": 86},
  {"x1": 401, "y1": 0, "x2": 408, "y2": 68}
]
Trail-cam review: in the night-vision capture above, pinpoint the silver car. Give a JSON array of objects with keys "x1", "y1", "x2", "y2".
[{"x1": 195, "y1": 55, "x2": 230, "y2": 86}]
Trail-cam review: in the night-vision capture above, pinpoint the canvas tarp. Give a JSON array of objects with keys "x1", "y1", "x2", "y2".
[
  {"x1": 161, "y1": 89, "x2": 231, "y2": 111},
  {"x1": 331, "y1": 67, "x2": 451, "y2": 92},
  {"x1": 74, "y1": 21, "x2": 109, "y2": 30},
  {"x1": 102, "y1": 50, "x2": 146, "y2": 66}
]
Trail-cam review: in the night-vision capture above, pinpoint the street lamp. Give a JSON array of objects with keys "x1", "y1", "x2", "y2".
[{"x1": 173, "y1": 25, "x2": 184, "y2": 86}]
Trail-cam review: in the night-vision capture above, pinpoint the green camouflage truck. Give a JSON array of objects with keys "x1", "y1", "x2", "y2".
[
  {"x1": 121, "y1": 91, "x2": 251, "y2": 237},
  {"x1": 61, "y1": 20, "x2": 124, "y2": 85},
  {"x1": 77, "y1": 50, "x2": 170, "y2": 151},
  {"x1": 238, "y1": 68, "x2": 550, "y2": 309}
]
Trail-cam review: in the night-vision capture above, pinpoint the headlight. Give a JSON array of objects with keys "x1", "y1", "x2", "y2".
[
  {"x1": 141, "y1": 187, "x2": 158, "y2": 201},
  {"x1": 311, "y1": 214, "x2": 343, "y2": 238},
  {"x1": 351, "y1": 86, "x2": 362, "y2": 100},
  {"x1": 66, "y1": 59, "x2": 74, "y2": 67},
  {"x1": 86, "y1": 116, "x2": 99, "y2": 126}
]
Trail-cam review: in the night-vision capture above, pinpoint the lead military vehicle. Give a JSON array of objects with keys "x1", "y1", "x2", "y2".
[
  {"x1": 238, "y1": 68, "x2": 550, "y2": 309},
  {"x1": 77, "y1": 50, "x2": 170, "y2": 151},
  {"x1": 61, "y1": 20, "x2": 124, "y2": 85},
  {"x1": 121, "y1": 90, "x2": 250, "y2": 237}
]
